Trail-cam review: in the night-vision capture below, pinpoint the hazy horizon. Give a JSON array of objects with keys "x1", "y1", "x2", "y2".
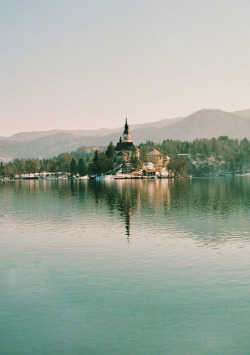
[{"x1": 1, "y1": 1, "x2": 249, "y2": 136}]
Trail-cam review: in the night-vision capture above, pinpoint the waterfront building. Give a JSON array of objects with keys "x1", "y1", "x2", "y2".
[{"x1": 146, "y1": 149, "x2": 170, "y2": 167}]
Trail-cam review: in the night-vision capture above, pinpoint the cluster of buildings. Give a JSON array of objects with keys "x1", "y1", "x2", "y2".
[{"x1": 115, "y1": 119, "x2": 171, "y2": 177}]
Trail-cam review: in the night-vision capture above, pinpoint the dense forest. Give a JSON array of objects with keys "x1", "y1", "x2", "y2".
[
  {"x1": 0, "y1": 137, "x2": 249, "y2": 178},
  {"x1": 139, "y1": 136, "x2": 249, "y2": 176}
]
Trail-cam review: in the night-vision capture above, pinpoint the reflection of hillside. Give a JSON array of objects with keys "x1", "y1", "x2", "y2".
[{"x1": 1, "y1": 177, "x2": 249, "y2": 245}]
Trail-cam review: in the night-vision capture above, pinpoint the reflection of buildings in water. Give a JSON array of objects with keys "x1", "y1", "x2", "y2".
[
  {"x1": 7, "y1": 177, "x2": 249, "y2": 245},
  {"x1": 13, "y1": 179, "x2": 171, "y2": 239},
  {"x1": 132, "y1": 179, "x2": 172, "y2": 212},
  {"x1": 115, "y1": 179, "x2": 171, "y2": 210},
  {"x1": 109, "y1": 178, "x2": 250, "y2": 244},
  {"x1": 144, "y1": 179, "x2": 171, "y2": 211},
  {"x1": 110, "y1": 179, "x2": 172, "y2": 238},
  {"x1": 14, "y1": 179, "x2": 41, "y2": 195}
]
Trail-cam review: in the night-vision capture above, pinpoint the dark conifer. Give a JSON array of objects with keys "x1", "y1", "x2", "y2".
[
  {"x1": 70, "y1": 157, "x2": 78, "y2": 175},
  {"x1": 78, "y1": 158, "x2": 87, "y2": 176},
  {"x1": 105, "y1": 142, "x2": 115, "y2": 160}
]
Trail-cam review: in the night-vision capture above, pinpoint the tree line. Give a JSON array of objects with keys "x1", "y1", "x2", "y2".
[
  {"x1": 0, "y1": 152, "x2": 89, "y2": 178},
  {"x1": 139, "y1": 136, "x2": 249, "y2": 176},
  {"x1": 0, "y1": 137, "x2": 249, "y2": 178}
]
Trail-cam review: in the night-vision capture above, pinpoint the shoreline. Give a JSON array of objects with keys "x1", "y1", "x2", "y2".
[{"x1": 1, "y1": 173, "x2": 249, "y2": 182}]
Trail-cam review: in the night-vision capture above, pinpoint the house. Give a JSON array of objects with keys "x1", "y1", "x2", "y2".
[
  {"x1": 146, "y1": 149, "x2": 170, "y2": 167},
  {"x1": 146, "y1": 149, "x2": 164, "y2": 167}
]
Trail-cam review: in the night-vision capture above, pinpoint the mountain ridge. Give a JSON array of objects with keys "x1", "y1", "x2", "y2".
[{"x1": 1, "y1": 116, "x2": 184, "y2": 142}]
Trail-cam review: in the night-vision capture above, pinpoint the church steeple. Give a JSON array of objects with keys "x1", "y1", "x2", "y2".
[
  {"x1": 123, "y1": 118, "x2": 129, "y2": 135},
  {"x1": 122, "y1": 117, "x2": 131, "y2": 143}
]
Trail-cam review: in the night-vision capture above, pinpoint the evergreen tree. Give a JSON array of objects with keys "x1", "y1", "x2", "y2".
[
  {"x1": 88, "y1": 150, "x2": 100, "y2": 176},
  {"x1": 93, "y1": 150, "x2": 99, "y2": 164},
  {"x1": 131, "y1": 155, "x2": 141, "y2": 169},
  {"x1": 168, "y1": 156, "x2": 189, "y2": 176},
  {"x1": 105, "y1": 142, "x2": 115, "y2": 160},
  {"x1": 78, "y1": 158, "x2": 87, "y2": 176},
  {"x1": 26, "y1": 158, "x2": 40, "y2": 173},
  {"x1": 0, "y1": 162, "x2": 5, "y2": 178},
  {"x1": 70, "y1": 157, "x2": 78, "y2": 175}
]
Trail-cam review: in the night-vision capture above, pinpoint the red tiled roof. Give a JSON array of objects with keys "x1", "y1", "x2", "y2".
[{"x1": 146, "y1": 149, "x2": 163, "y2": 156}]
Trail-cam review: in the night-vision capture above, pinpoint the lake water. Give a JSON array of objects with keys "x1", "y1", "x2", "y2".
[{"x1": 0, "y1": 177, "x2": 249, "y2": 354}]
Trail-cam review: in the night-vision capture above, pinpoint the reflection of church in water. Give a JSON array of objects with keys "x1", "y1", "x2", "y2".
[
  {"x1": 88, "y1": 178, "x2": 171, "y2": 242},
  {"x1": 116, "y1": 182, "x2": 136, "y2": 242},
  {"x1": 121, "y1": 203, "x2": 133, "y2": 241},
  {"x1": 117, "y1": 179, "x2": 171, "y2": 241}
]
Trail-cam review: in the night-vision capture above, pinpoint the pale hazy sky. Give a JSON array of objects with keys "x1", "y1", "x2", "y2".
[{"x1": 0, "y1": 0, "x2": 249, "y2": 136}]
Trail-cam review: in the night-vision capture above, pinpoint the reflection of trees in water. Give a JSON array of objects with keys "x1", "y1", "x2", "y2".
[
  {"x1": 85, "y1": 177, "x2": 249, "y2": 242},
  {"x1": 163, "y1": 177, "x2": 250, "y2": 243},
  {"x1": 85, "y1": 180, "x2": 173, "y2": 240},
  {"x1": 167, "y1": 177, "x2": 249, "y2": 214},
  {"x1": 87, "y1": 180, "x2": 139, "y2": 240},
  {"x1": 40, "y1": 177, "x2": 248, "y2": 241},
  {"x1": 7, "y1": 177, "x2": 248, "y2": 216},
  {"x1": 2, "y1": 177, "x2": 248, "y2": 242}
]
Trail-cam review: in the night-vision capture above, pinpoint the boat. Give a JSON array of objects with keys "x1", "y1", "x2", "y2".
[{"x1": 23, "y1": 176, "x2": 39, "y2": 180}]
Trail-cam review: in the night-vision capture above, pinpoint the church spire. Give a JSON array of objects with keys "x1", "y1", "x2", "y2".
[{"x1": 123, "y1": 117, "x2": 129, "y2": 135}]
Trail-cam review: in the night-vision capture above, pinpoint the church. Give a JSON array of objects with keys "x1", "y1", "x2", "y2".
[{"x1": 115, "y1": 119, "x2": 140, "y2": 162}]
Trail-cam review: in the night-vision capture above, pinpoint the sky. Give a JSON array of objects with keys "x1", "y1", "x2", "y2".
[{"x1": 0, "y1": 0, "x2": 249, "y2": 136}]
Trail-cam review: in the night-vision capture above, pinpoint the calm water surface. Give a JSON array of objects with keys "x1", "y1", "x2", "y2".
[{"x1": 0, "y1": 177, "x2": 249, "y2": 354}]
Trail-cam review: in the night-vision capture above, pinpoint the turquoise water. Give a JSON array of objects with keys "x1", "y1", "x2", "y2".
[{"x1": 0, "y1": 177, "x2": 249, "y2": 354}]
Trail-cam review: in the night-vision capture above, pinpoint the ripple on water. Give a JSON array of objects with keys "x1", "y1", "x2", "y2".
[{"x1": 0, "y1": 177, "x2": 249, "y2": 354}]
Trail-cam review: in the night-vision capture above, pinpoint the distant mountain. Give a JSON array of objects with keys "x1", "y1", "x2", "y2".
[
  {"x1": 9, "y1": 129, "x2": 64, "y2": 141},
  {"x1": 233, "y1": 109, "x2": 250, "y2": 119},
  {"x1": 8, "y1": 127, "x2": 122, "y2": 142},
  {"x1": 149, "y1": 109, "x2": 250, "y2": 142},
  {"x1": 0, "y1": 109, "x2": 249, "y2": 161},
  {"x1": 0, "y1": 133, "x2": 84, "y2": 161},
  {"x1": 2, "y1": 116, "x2": 183, "y2": 142}
]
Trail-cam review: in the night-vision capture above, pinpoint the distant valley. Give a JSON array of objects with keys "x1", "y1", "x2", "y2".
[{"x1": 0, "y1": 108, "x2": 249, "y2": 161}]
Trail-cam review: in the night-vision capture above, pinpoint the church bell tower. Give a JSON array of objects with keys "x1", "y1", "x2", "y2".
[{"x1": 122, "y1": 118, "x2": 132, "y2": 143}]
